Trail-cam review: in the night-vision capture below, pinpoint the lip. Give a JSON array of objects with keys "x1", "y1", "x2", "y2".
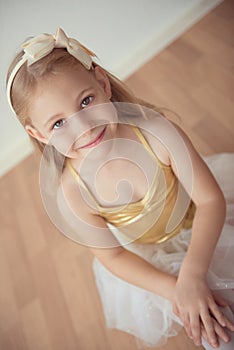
[{"x1": 78, "y1": 126, "x2": 107, "y2": 149}]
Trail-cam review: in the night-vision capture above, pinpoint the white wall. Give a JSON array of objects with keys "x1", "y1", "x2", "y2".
[{"x1": 0, "y1": 0, "x2": 223, "y2": 177}]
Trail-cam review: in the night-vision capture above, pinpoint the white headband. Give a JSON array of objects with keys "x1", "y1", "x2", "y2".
[{"x1": 7, "y1": 28, "x2": 96, "y2": 114}]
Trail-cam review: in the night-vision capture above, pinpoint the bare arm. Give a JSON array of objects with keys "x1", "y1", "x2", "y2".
[
  {"x1": 163, "y1": 122, "x2": 231, "y2": 347},
  {"x1": 91, "y1": 244, "x2": 177, "y2": 301},
  {"x1": 138, "y1": 116, "x2": 233, "y2": 347},
  {"x1": 170, "y1": 127, "x2": 226, "y2": 276}
]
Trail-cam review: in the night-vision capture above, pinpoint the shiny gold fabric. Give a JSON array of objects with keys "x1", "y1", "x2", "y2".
[{"x1": 66, "y1": 126, "x2": 196, "y2": 244}]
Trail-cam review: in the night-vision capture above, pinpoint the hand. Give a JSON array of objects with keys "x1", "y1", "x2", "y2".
[{"x1": 173, "y1": 274, "x2": 234, "y2": 347}]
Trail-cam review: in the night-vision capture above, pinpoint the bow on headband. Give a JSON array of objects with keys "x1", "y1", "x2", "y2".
[{"x1": 7, "y1": 28, "x2": 96, "y2": 114}]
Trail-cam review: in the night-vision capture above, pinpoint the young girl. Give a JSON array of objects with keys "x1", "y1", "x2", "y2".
[{"x1": 6, "y1": 28, "x2": 234, "y2": 350}]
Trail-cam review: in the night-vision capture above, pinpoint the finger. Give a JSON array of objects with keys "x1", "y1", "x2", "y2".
[
  {"x1": 189, "y1": 313, "x2": 202, "y2": 347},
  {"x1": 200, "y1": 309, "x2": 218, "y2": 348},
  {"x1": 221, "y1": 306, "x2": 234, "y2": 332},
  {"x1": 201, "y1": 323, "x2": 209, "y2": 344},
  {"x1": 210, "y1": 302, "x2": 234, "y2": 331},
  {"x1": 201, "y1": 322, "x2": 219, "y2": 348},
  {"x1": 225, "y1": 317, "x2": 234, "y2": 332},
  {"x1": 209, "y1": 300, "x2": 227, "y2": 327},
  {"x1": 180, "y1": 312, "x2": 192, "y2": 340},
  {"x1": 213, "y1": 319, "x2": 230, "y2": 344}
]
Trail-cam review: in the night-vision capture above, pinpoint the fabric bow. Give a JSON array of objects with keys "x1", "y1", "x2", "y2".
[
  {"x1": 22, "y1": 27, "x2": 95, "y2": 69},
  {"x1": 7, "y1": 28, "x2": 96, "y2": 114}
]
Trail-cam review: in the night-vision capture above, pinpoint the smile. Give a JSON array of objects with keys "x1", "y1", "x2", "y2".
[{"x1": 78, "y1": 126, "x2": 107, "y2": 149}]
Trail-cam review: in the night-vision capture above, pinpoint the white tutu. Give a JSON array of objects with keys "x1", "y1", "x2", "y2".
[{"x1": 92, "y1": 153, "x2": 234, "y2": 348}]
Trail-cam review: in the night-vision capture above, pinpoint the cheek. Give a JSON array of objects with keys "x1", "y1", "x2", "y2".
[{"x1": 49, "y1": 125, "x2": 78, "y2": 155}]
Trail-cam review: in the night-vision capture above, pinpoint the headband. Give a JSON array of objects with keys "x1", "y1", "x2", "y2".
[{"x1": 7, "y1": 27, "x2": 96, "y2": 114}]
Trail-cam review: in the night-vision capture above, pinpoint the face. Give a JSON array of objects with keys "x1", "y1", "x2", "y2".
[{"x1": 26, "y1": 64, "x2": 118, "y2": 159}]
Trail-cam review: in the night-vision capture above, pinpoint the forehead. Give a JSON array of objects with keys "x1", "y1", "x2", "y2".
[
  {"x1": 38, "y1": 65, "x2": 94, "y2": 97},
  {"x1": 28, "y1": 66, "x2": 95, "y2": 122}
]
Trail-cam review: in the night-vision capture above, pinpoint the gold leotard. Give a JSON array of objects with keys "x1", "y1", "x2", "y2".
[{"x1": 66, "y1": 126, "x2": 196, "y2": 244}]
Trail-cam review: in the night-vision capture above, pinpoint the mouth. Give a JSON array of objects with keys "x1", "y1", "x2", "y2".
[{"x1": 78, "y1": 126, "x2": 107, "y2": 149}]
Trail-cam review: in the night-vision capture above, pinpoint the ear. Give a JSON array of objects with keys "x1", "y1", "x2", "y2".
[
  {"x1": 93, "y1": 66, "x2": 112, "y2": 99},
  {"x1": 25, "y1": 124, "x2": 49, "y2": 145}
]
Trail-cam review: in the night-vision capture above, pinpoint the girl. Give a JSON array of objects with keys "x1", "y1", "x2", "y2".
[{"x1": 6, "y1": 28, "x2": 234, "y2": 349}]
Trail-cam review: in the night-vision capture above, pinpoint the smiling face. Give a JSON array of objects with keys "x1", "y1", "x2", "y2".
[{"x1": 25, "y1": 64, "x2": 118, "y2": 159}]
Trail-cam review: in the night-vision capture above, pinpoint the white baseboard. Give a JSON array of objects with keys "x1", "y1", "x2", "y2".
[
  {"x1": 0, "y1": 0, "x2": 223, "y2": 177},
  {"x1": 114, "y1": 0, "x2": 224, "y2": 79}
]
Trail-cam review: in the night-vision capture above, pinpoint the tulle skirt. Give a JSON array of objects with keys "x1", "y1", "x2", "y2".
[{"x1": 92, "y1": 153, "x2": 234, "y2": 348}]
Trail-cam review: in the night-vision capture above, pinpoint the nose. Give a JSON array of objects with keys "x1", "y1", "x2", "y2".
[
  {"x1": 78, "y1": 127, "x2": 94, "y2": 144},
  {"x1": 73, "y1": 126, "x2": 98, "y2": 150},
  {"x1": 81, "y1": 128, "x2": 93, "y2": 137}
]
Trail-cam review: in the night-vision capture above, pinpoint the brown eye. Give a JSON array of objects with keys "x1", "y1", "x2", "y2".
[{"x1": 81, "y1": 96, "x2": 93, "y2": 108}]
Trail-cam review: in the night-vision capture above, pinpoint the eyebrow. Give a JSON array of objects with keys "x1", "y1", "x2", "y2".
[
  {"x1": 43, "y1": 87, "x2": 93, "y2": 128},
  {"x1": 44, "y1": 113, "x2": 63, "y2": 128}
]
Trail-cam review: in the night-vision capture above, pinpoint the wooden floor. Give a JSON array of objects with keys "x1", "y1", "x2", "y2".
[{"x1": 1, "y1": 1, "x2": 234, "y2": 349}]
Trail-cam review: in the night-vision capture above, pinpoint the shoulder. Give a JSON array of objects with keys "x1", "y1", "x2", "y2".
[
  {"x1": 141, "y1": 116, "x2": 224, "y2": 204},
  {"x1": 59, "y1": 165, "x2": 97, "y2": 220},
  {"x1": 137, "y1": 114, "x2": 203, "y2": 179},
  {"x1": 137, "y1": 115, "x2": 193, "y2": 167}
]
